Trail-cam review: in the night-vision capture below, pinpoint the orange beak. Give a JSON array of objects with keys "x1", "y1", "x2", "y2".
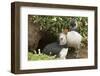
[{"x1": 63, "y1": 28, "x2": 69, "y2": 34}]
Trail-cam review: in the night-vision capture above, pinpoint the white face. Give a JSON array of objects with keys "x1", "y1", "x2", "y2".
[{"x1": 59, "y1": 33, "x2": 67, "y2": 45}]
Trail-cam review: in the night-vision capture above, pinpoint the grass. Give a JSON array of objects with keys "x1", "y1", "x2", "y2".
[{"x1": 28, "y1": 52, "x2": 56, "y2": 61}]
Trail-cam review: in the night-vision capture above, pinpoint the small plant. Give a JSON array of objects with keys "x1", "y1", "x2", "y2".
[{"x1": 28, "y1": 50, "x2": 56, "y2": 60}]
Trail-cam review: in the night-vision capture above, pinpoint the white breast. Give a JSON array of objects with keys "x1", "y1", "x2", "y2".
[{"x1": 66, "y1": 31, "x2": 82, "y2": 48}]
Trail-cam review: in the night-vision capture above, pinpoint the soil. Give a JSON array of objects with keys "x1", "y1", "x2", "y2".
[{"x1": 66, "y1": 47, "x2": 88, "y2": 59}]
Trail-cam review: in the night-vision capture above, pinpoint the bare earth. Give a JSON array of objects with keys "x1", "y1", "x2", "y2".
[{"x1": 66, "y1": 47, "x2": 88, "y2": 59}]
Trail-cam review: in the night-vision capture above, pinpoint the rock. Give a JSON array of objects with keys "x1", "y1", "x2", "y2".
[{"x1": 28, "y1": 15, "x2": 41, "y2": 53}]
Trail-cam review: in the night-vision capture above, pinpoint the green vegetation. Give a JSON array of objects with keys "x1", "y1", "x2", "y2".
[
  {"x1": 28, "y1": 52, "x2": 56, "y2": 60},
  {"x1": 30, "y1": 15, "x2": 88, "y2": 47}
]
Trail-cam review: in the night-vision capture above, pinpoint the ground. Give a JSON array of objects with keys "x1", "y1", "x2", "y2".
[
  {"x1": 67, "y1": 47, "x2": 88, "y2": 59},
  {"x1": 28, "y1": 47, "x2": 88, "y2": 60}
]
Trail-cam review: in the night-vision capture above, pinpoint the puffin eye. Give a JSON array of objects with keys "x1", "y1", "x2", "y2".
[{"x1": 60, "y1": 38, "x2": 63, "y2": 40}]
